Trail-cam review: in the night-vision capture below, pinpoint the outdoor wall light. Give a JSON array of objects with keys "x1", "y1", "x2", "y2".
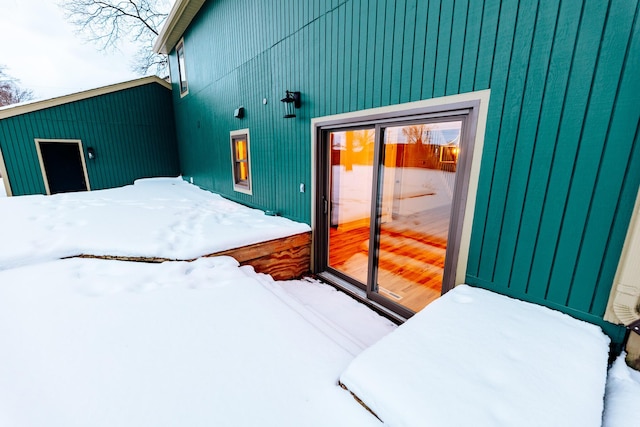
[
  {"x1": 87, "y1": 147, "x2": 96, "y2": 160},
  {"x1": 280, "y1": 90, "x2": 301, "y2": 118}
]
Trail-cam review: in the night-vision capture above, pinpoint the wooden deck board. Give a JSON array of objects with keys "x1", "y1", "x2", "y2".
[
  {"x1": 210, "y1": 232, "x2": 311, "y2": 280},
  {"x1": 73, "y1": 232, "x2": 312, "y2": 281}
]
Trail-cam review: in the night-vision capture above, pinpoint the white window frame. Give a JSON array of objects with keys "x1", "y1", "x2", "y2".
[
  {"x1": 176, "y1": 38, "x2": 188, "y2": 97},
  {"x1": 230, "y1": 129, "x2": 252, "y2": 195}
]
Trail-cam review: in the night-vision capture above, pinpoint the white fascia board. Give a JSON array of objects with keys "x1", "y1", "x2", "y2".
[
  {"x1": 153, "y1": 0, "x2": 208, "y2": 54},
  {"x1": 0, "y1": 76, "x2": 171, "y2": 121}
]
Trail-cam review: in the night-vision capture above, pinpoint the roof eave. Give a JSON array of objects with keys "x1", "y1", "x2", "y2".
[
  {"x1": 0, "y1": 76, "x2": 171, "y2": 121},
  {"x1": 153, "y1": 0, "x2": 208, "y2": 55}
]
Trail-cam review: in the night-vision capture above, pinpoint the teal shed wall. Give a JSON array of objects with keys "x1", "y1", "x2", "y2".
[
  {"x1": 0, "y1": 82, "x2": 180, "y2": 195},
  {"x1": 168, "y1": 0, "x2": 640, "y2": 342}
]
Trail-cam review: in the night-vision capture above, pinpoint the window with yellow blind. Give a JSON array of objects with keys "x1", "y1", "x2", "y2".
[{"x1": 230, "y1": 129, "x2": 252, "y2": 194}]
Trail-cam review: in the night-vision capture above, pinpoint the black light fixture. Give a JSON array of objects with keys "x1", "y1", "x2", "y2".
[
  {"x1": 87, "y1": 147, "x2": 96, "y2": 160},
  {"x1": 280, "y1": 90, "x2": 301, "y2": 118}
]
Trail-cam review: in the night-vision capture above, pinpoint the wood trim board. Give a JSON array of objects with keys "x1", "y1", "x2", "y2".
[{"x1": 73, "y1": 232, "x2": 312, "y2": 281}]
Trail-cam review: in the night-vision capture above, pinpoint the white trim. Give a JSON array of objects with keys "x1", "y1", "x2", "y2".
[
  {"x1": 0, "y1": 77, "x2": 171, "y2": 121},
  {"x1": 34, "y1": 139, "x2": 91, "y2": 195},
  {"x1": 452, "y1": 91, "x2": 491, "y2": 287},
  {"x1": 310, "y1": 89, "x2": 491, "y2": 285},
  {"x1": 0, "y1": 145, "x2": 11, "y2": 197},
  {"x1": 230, "y1": 128, "x2": 252, "y2": 195},
  {"x1": 154, "y1": 0, "x2": 207, "y2": 54},
  {"x1": 176, "y1": 38, "x2": 189, "y2": 98}
]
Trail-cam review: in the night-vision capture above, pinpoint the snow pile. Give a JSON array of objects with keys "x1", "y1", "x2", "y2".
[
  {"x1": 0, "y1": 177, "x2": 310, "y2": 270},
  {"x1": 340, "y1": 284, "x2": 610, "y2": 427},
  {"x1": 603, "y1": 352, "x2": 640, "y2": 426},
  {"x1": 0, "y1": 257, "x2": 395, "y2": 427}
]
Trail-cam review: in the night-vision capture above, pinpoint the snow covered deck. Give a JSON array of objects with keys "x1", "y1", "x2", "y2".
[
  {"x1": 0, "y1": 176, "x2": 637, "y2": 426},
  {"x1": 0, "y1": 177, "x2": 311, "y2": 277},
  {"x1": 340, "y1": 285, "x2": 611, "y2": 426}
]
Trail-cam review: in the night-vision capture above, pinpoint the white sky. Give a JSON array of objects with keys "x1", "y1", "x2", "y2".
[{"x1": 0, "y1": 0, "x2": 173, "y2": 100}]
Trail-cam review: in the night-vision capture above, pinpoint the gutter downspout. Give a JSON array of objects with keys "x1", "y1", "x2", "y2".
[
  {"x1": 605, "y1": 186, "x2": 640, "y2": 369},
  {"x1": 605, "y1": 185, "x2": 640, "y2": 330}
]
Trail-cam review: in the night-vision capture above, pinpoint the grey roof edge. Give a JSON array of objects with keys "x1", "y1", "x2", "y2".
[
  {"x1": 0, "y1": 76, "x2": 171, "y2": 121},
  {"x1": 153, "y1": 0, "x2": 208, "y2": 55}
]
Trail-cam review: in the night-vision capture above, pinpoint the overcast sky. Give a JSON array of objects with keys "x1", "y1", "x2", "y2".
[{"x1": 0, "y1": 0, "x2": 173, "y2": 101}]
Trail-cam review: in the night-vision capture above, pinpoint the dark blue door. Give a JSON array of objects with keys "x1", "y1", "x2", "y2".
[{"x1": 39, "y1": 141, "x2": 88, "y2": 194}]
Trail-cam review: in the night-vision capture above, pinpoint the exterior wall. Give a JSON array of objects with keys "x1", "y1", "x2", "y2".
[
  {"x1": 168, "y1": 0, "x2": 640, "y2": 343},
  {"x1": 0, "y1": 82, "x2": 180, "y2": 196}
]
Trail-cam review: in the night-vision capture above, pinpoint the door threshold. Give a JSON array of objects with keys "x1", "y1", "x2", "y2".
[{"x1": 316, "y1": 271, "x2": 408, "y2": 325}]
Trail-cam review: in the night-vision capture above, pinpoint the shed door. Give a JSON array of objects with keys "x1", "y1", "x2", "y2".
[{"x1": 37, "y1": 140, "x2": 89, "y2": 194}]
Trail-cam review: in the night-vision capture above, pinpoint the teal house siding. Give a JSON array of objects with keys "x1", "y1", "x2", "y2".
[
  {"x1": 0, "y1": 78, "x2": 179, "y2": 196},
  {"x1": 466, "y1": 0, "x2": 640, "y2": 343},
  {"x1": 162, "y1": 0, "x2": 639, "y2": 343}
]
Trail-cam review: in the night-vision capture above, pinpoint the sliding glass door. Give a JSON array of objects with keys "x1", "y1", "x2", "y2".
[
  {"x1": 326, "y1": 127, "x2": 376, "y2": 284},
  {"x1": 372, "y1": 121, "x2": 462, "y2": 312},
  {"x1": 316, "y1": 107, "x2": 476, "y2": 318}
]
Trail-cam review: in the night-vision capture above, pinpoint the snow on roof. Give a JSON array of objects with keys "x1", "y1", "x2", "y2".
[{"x1": 0, "y1": 177, "x2": 310, "y2": 271}]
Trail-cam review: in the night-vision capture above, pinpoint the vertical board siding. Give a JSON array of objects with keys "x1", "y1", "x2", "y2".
[
  {"x1": 585, "y1": 5, "x2": 640, "y2": 315},
  {"x1": 486, "y1": 2, "x2": 539, "y2": 286},
  {"x1": 170, "y1": 0, "x2": 639, "y2": 339},
  {"x1": 422, "y1": 0, "x2": 440, "y2": 99},
  {"x1": 549, "y1": 1, "x2": 623, "y2": 307},
  {"x1": 0, "y1": 83, "x2": 179, "y2": 196},
  {"x1": 504, "y1": 0, "x2": 559, "y2": 297}
]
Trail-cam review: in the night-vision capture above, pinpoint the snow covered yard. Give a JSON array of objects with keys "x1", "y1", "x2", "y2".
[
  {"x1": 0, "y1": 177, "x2": 638, "y2": 426},
  {"x1": 0, "y1": 180, "x2": 394, "y2": 426},
  {"x1": 603, "y1": 352, "x2": 640, "y2": 426},
  {"x1": 0, "y1": 257, "x2": 395, "y2": 426}
]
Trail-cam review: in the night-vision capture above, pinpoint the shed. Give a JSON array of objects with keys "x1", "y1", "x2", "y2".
[{"x1": 0, "y1": 76, "x2": 179, "y2": 196}]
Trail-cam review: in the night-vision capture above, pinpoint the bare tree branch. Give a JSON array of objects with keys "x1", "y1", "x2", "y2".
[
  {"x1": 0, "y1": 66, "x2": 34, "y2": 107},
  {"x1": 402, "y1": 125, "x2": 428, "y2": 145},
  {"x1": 59, "y1": 0, "x2": 171, "y2": 76}
]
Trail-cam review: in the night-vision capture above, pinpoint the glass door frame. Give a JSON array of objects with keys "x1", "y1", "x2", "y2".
[
  {"x1": 320, "y1": 124, "x2": 377, "y2": 292},
  {"x1": 314, "y1": 100, "x2": 482, "y2": 319},
  {"x1": 367, "y1": 116, "x2": 468, "y2": 317}
]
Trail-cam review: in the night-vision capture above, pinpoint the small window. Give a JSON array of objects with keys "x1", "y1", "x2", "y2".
[
  {"x1": 176, "y1": 38, "x2": 188, "y2": 96},
  {"x1": 230, "y1": 129, "x2": 252, "y2": 194}
]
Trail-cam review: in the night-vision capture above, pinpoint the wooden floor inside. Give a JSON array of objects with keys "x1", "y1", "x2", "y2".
[{"x1": 329, "y1": 206, "x2": 450, "y2": 313}]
